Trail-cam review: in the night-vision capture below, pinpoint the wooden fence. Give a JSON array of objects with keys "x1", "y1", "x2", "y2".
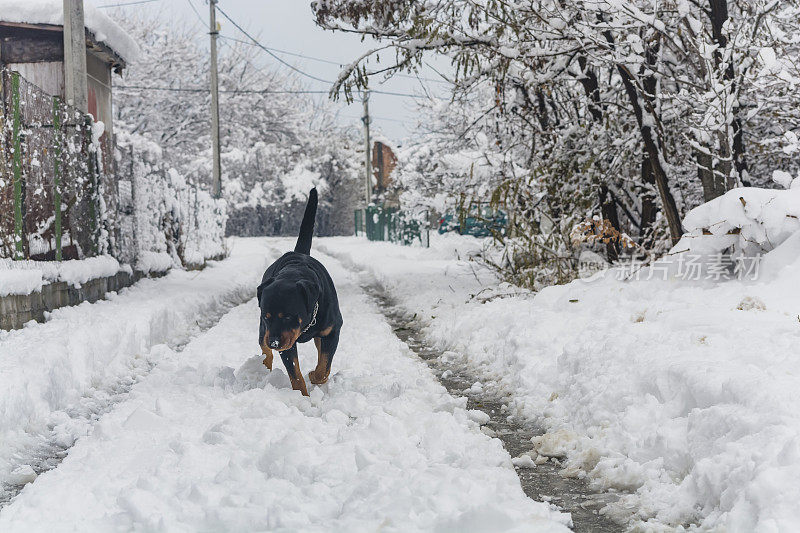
[{"x1": 0, "y1": 68, "x2": 116, "y2": 261}]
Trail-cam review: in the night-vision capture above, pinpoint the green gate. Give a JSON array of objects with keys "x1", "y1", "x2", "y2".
[{"x1": 354, "y1": 205, "x2": 429, "y2": 247}]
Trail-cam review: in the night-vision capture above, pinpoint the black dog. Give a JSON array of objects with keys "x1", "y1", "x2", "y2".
[{"x1": 257, "y1": 188, "x2": 342, "y2": 396}]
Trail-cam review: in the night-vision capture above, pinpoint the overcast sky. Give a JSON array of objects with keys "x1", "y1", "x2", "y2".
[{"x1": 106, "y1": 0, "x2": 452, "y2": 143}]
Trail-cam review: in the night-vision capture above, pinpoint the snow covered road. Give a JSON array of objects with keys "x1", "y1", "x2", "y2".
[
  {"x1": 0, "y1": 238, "x2": 273, "y2": 505},
  {"x1": 0, "y1": 239, "x2": 569, "y2": 532},
  {"x1": 317, "y1": 234, "x2": 800, "y2": 532}
]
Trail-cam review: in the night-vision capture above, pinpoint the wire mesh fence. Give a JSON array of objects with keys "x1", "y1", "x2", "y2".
[
  {"x1": 0, "y1": 68, "x2": 226, "y2": 271},
  {"x1": 0, "y1": 68, "x2": 115, "y2": 261}
]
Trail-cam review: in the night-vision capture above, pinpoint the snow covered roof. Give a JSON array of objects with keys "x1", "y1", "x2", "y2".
[{"x1": 0, "y1": 0, "x2": 139, "y2": 63}]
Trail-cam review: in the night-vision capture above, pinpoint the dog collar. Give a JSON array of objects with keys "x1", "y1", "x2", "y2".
[{"x1": 302, "y1": 301, "x2": 319, "y2": 334}]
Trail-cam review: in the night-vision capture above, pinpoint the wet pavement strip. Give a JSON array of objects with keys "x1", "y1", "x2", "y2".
[
  {"x1": 365, "y1": 286, "x2": 625, "y2": 533},
  {"x1": 0, "y1": 290, "x2": 253, "y2": 508}
]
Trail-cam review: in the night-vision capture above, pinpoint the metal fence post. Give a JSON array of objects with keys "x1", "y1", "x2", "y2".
[
  {"x1": 53, "y1": 96, "x2": 62, "y2": 261},
  {"x1": 85, "y1": 116, "x2": 99, "y2": 256},
  {"x1": 11, "y1": 72, "x2": 23, "y2": 260}
]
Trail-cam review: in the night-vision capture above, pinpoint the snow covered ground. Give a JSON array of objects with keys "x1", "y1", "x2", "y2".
[
  {"x1": 0, "y1": 238, "x2": 568, "y2": 532},
  {"x1": 318, "y1": 233, "x2": 800, "y2": 532},
  {"x1": 0, "y1": 255, "x2": 127, "y2": 296},
  {"x1": 0, "y1": 239, "x2": 271, "y2": 504}
]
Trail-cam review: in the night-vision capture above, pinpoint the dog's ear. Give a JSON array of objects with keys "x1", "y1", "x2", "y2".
[
  {"x1": 295, "y1": 280, "x2": 319, "y2": 313},
  {"x1": 257, "y1": 277, "x2": 274, "y2": 302}
]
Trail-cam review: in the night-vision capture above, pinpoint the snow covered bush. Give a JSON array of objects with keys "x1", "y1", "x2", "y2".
[
  {"x1": 314, "y1": 0, "x2": 800, "y2": 289},
  {"x1": 113, "y1": 11, "x2": 361, "y2": 238},
  {"x1": 674, "y1": 181, "x2": 800, "y2": 258},
  {"x1": 115, "y1": 131, "x2": 226, "y2": 271}
]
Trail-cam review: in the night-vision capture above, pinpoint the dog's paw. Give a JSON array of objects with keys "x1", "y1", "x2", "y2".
[{"x1": 308, "y1": 370, "x2": 328, "y2": 385}]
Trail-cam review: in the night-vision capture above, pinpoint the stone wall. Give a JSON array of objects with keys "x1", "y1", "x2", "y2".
[{"x1": 0, "y1": 270, "x2": 166, "y2": 330}]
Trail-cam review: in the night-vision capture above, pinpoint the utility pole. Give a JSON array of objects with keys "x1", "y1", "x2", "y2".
[
  {"x1": 362, "y1": 91, "x2": 372, "y2": 206},
  {"x1": 63, "y1": 0, "x2": 88, "y2": 113},
  {"x1": 208, "y1": 0, "x2": 222, "y2": 199}
]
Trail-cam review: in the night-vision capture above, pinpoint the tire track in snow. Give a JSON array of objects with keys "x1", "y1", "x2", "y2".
[
  {"x1": 316, "y1": 248, "x2": 624, "y2": 533},
  {"x1": 0, "y1": 285, "x2": 255, "y2": 508}
]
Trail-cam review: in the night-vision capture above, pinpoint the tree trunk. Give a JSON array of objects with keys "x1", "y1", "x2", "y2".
[
  {"x1": 577, "y1": 56, "x2": 604, "y2": 123},
  {"x1": 574, "y1": 55, "x2": 625, "y2": 259},
  {"x1": 617, "y1": 67, "x2": 683, "y2": 243},
  {"x1": 639, "y1": 152, "x2": 657, "y2": 246},
  {"x1": 696, "y1": 146, "x2": 726, "y2": 202},
  {"x1": 599, "y1": 25, "x2": 683, "y2": 244},
  {"x1": 709, "y1": 0, "x2": 748, "y2": 192}
]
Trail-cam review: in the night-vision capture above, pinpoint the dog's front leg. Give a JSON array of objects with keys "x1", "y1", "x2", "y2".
[
  {"x1": 309, "y1": 328, "x2": 339, "y2": 385},
  {"x1": 259, "y1": 321, "x2": 273, "y2": 370},
  {"x1": 279, "y1": 346, "x2": 309, "y2": 396},
  {"x1": 262, "y1": 348, "x2": 273, "y2": 370}
]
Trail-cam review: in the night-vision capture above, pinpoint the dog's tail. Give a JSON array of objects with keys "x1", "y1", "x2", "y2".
[{"x1": 294, "y1": 187, "x2": 318, "y2": 255}]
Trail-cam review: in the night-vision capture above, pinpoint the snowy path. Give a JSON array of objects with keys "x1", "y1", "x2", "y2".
[
  {"x1": 0, "y1": 238, "x2": 272, "y2": 505},
  {"x1": 316, "y1": 234, "x2": 800, "y2": 531},
  {"x1": 363, "y1": 285, "x2": 621, "y2": 533},
  {"x1": 0, "y1": 240, "x2": 569, "y2": 532}
]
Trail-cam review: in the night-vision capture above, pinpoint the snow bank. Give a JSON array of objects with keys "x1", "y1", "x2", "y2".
[
  {"x1": 0, "y1": 238, "x2": 569, "y2": 533},
  {"x1": 50, "y1": 255, "x2": 121, "y2": 286},
  {"x1": 0, "y1": 255, "x2": 123, "y2": 295},
  {"x1": 0, "y1": 269, "x2": 43, "y2": 297},
  {"x1": 0, "y1": 238, "x2": 270, "y2": 499},
  {"x1": 319, "y1": 232, "x2": 800, "y2": 531},
  {"x1": 0, "y1": 0, "x2": 139, "y2": 62},
  {"x1": 674, "y1": 186, "x2": 800, "y2": 256},
  {"x1": 134, "y1": 251, "x2": 173, "y2": 274}
]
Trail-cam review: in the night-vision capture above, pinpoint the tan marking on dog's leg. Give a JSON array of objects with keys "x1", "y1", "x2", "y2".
[
  {"x1": 290, "y1": 355, "x2": 309, "y2": 396},
  {"x1": 262, "y1": 348, "x2": 273, "y2": 370},
  {"x1": 308, "y1": 337, "x2": 330, "y2": 385},
  {"x1": 319, "y1": 326, "x2": 333, "y2": 337},
  {"x1": 260, "y1": 330, "x2": 273, "y2": 370}
]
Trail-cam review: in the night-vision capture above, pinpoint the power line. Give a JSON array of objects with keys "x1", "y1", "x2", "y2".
[
  {"x1": 187, "y1": 0, "x2": 294, "y2": 94},
  {"x1": 344, "y1": 114, "x2": 409, "y2": 124},
  {"x1": 116, "y1": 85, "x2": 331, "y2": 94},
  {"x1": 220, "y1": 35, "x2": 343, "y2": 66},
  {"x1": 214, "y1": 4, "x2": 334, "y2": 84},
  {"x1": 211, "y1": 7, "x2": 446, "y2": 100},
  {"x1": 97, "y1": 0, "x2": 158, "y2": 8},
  {"x1": 219, "y1": 35, "x2": 451, "y2": 86},
  {"x1": 116, "y1": 83, "x2": 440, "y2": 101},
  {"x1": 130, "y1": 1, "x2": 450, "y2": 97},
  {"x1": 105, "y1": 0, "x2": 452, "y2": 88},
  {"x1": 114, "y1": 84, "x2": 439, "y2": 100},
  {"x1": 184, "y1": 0, "x2": 207, "y2": 29}
]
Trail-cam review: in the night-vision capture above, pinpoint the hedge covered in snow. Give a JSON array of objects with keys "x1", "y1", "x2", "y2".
[{"x1": 115, "y1": 131, "x2": 226, "y2": 272}]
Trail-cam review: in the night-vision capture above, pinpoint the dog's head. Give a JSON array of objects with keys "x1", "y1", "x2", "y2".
[{"x1": 257, "y1": 277, "x2": 319, "y2": 352}]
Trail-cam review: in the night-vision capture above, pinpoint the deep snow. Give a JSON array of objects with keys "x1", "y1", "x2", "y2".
[
  {"x1": 317, "y1": 233, "x2": 800, "y2": 532},
  {"x1": 0, "y1": 255, "x2": 126, "y2": 296},
  {"x1": 0, "y1": 238, "x2": 271, "y2": 504},
  {"x1": 0, "y1": 239, "x2": 569, "y2": 532}
]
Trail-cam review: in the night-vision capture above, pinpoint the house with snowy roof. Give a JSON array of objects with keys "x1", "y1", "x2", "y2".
[{"x1": 0, "y1": 0, "x2": 137, "y2": 137}]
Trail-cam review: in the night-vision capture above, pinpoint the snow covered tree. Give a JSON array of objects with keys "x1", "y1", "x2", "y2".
[
  {"x1": 114, "y1": 10, "x2": 361, "y2": 236},
  {"x1": 313, "y1": 0, "x2": 800, "y2": 286}
]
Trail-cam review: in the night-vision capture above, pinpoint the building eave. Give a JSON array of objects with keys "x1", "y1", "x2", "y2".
[{"x1": 0, "y1": 20, "x2": 126, "y2": 73}]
